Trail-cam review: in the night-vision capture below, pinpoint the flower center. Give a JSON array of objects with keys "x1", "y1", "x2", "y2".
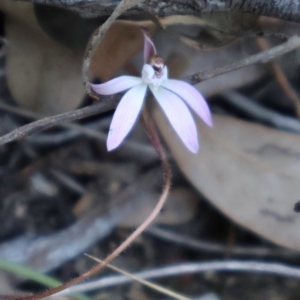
[
  {"x1": 141, "y1": 56, "x2": 168, "y2": 89},
  {"x1": 150, "y1": 56, "x2": 164, "y2": 78}
]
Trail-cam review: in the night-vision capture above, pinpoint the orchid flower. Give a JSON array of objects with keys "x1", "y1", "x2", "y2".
[{"x1": 90, "y1": 29, "x2": 212, "y2": 153}]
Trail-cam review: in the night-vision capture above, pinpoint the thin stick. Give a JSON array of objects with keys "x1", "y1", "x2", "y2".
[
  {"x1": 146, "y1": 226, "x2": 295, "y2": 258},
  {"x1": 54, "y1": 260, "x2": 300, "y2": 295},
  {"x1": 0, "y1": 101, "x2": 157, "y2": 158},
  {"x1": 184, "y1": 35, "x2": 300, "y2": 85},
  {"x1": 221, "y1": 90, "x2": 300, "y2": 132},
  {"x1": 0, "y1": 101, "x2": 110, "y2": 141},
  {"x1": 0, "y1": 96, "x2": 119, "y2": 145}
]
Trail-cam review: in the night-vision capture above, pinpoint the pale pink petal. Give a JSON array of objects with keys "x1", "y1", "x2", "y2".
[
  {"x1": 161, "y1": 66, "x2": 168, "y2": 80},
  {"x1": 150, "y1": 86, "x2": 199, "y2": 153},
  {"x1": 90, "y1": 76, "x2": 143, "y2": 95},
  {"x1": 141, "y1": 28, "x2": 156, "y2": 64},
  {"x1": 141, "y1": 64, "x2": 155, "y2": 85},
  {"x1": 160, "y1": 79, "x2": 213, "y2": 127},
  {"x1": 107, "y1": 83, "x2": 147, "y2": 151}
]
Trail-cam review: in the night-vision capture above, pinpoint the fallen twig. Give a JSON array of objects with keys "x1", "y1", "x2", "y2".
[
  {"x1": 0, "y1": 96, "x2": 119, "y2": 145},
  {"x1": 221, "y1": 90, "x2": 300, "y2": 132},
  {"x1": 147, "y1": 226, "x2": 297, "y2": 258},
  {"x1": 184, "y1": 36, "x2": 300, "y2": 85},
  {"x1": 54, "y1": 260, "x2": 300, "y2": 296},
  {"x1": 0, "y1": 101, "x2": 158, "y2": 159}
]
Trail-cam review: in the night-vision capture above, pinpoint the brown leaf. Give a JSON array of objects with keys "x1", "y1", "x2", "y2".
[
  {"x1": 2, "y1": 1, "x2": 85, "y2": 114},
  {"x1": 89, "y1": 21, "x2": 156, "y2": 81},
  {"x1": 154, "y1": 111, "x2": 300, "y2": 251}
]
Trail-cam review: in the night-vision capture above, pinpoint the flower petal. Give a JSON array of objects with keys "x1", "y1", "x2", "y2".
[
  {"x1": 141, "y1": 28, "x2": 156, "y2": 64},
  {"x1": 90, "y1": 76, "x2": 143, "y2": 95},
  {"x1": 107, "y1": 83, "x2": 147, "y2": 151},
  {"x1": 141, "y1": 64, "x2": 155, "y2": 85},
  {"x1": 150, "y1": 86, "x2": 199, "y2": 153},
  {"x1": 160, "y1": 79, "x2": 213, "y2": 126}
]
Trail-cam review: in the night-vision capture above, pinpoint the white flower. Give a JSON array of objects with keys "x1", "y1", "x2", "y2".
[{"x1": 90, "y1": 29, "x2": 212, "y2": 153}]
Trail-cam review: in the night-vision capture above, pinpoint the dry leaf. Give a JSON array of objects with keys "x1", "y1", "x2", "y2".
[
  {"x1": 212, "y1": 116, "x2": 300, "y2": 178},
  {"x1": 154, "y1": 111, "x2": 300, "y2": 251},
  {"x1": 2, "y1": 1, "x2": 85, "y2": 114},
  {"x1": 89, "y1": 21, "x2": 156, "y2": 81}
]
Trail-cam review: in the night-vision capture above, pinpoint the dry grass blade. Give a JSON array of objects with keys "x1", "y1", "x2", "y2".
[{"x1": 85, "y1": 254, "x2": 192, "y2": 300}]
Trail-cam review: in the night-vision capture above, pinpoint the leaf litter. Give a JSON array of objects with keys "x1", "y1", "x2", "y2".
[{"x1": 1, "y1": 2, "x2": 300, "y2": 300}]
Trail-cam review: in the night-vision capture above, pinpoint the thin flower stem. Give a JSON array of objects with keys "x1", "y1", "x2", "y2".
[
  {"x1": 142, "y1": 108, "x2": 167, "y2": 161},
  {"x1": 12, "y1": 109, "x2": 171, "y2": 300}
]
